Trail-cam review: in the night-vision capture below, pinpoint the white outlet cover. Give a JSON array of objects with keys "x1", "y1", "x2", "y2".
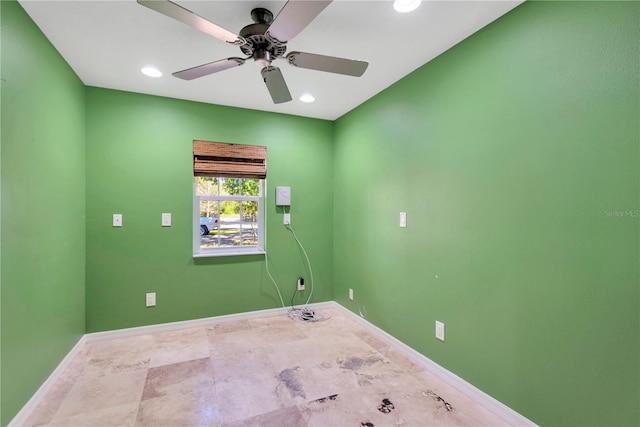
[
  {"x1": 113, "y1": 214, "x2": 122, "y2": 227},
  {"x1": 349, "y1": 288, "x2": 354, "y2": 300},
  {"x1": 284, "y1": 213, "x2": 291, "y2": 225}
]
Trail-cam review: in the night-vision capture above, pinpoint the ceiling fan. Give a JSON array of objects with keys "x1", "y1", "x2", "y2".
[{"x1": 137, "y1": 0, "x2": 369, "y2": 104}]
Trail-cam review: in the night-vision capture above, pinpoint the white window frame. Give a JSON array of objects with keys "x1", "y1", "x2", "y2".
[{"x1": 193, "y1": 178, "x2": 265, "y2": 257}]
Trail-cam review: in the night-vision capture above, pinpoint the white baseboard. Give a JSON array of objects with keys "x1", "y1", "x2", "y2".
[
  {"x1": 331, "y1": 301, "x2": 537, "y2": 426},
  {"x1": 85, "y1": 301, "x2": 336, "y2": 343},
  {"x1": 8, "y1": 335, "x2": 87, "y2": 427},
  {"x1": 11, "y1": 300, "x2": 534, "y2": 427},
  {"x1": 85, "y1": 306, "x2": 287, "y2": 343}
]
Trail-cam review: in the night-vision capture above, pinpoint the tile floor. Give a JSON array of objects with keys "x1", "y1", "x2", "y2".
[{"x1": 23, "y1": 308, "x2": 508, "y2": 426}]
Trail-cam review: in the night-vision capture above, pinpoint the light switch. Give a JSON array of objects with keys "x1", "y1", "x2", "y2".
[
  {"x1": 162, "y1": 213, "x2": 171, "y2": 227},
  {"x1": 146, "y1": 292, "x2": 156, "y2": 307},
  {"x1": 435, "y1": 321, "x2": 445, "y2": 341},
  {"x1": 113, "y1": 214, "x2": 122, "y2": 227},
  {"x1": 400, "y1": 212, "x2": 407, "y2": 228}
]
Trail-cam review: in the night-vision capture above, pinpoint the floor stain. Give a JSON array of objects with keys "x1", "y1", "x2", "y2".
[
  {"x1": 377, "y1": 398, "x2": 395, "y2": 413},
  {"x1": 425, "y1": 390, "x2": 454, "y2": 411},
  {"x1": 313, "y1": 393, "x2": 338, "y2": 404},
  {"x1": 278, "y1": 367, "x2": 306, "y2": 399},
  {"x1": 355, "y1": 372, "x2": 378, "y2": 386},
  {"x1": 337, "y1": 355, "x2": 384, "y2": 371},
  {"x1": 361, "y1": 422, "x2": 374, "y2": 427}
]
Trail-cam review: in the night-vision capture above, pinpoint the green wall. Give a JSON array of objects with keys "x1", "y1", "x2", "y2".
[
  {"x1": 2, "y1": 1, "x2": 639, "y2": 426},
  {"x1": 85, "y1": 88, "x2": 333, "y2": 332},
  {"x1": 0, "y1": 1, "x2": 86, "y2": 425},
  {"x1": 333, "y1": 1, "x2": 639, "y2": 426}
]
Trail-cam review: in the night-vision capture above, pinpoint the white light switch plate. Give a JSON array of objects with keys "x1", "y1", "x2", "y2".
[
  {"x1": 113, "y1": 214, "x2": 122, "y2": 227},
  {"x1": 400, "y1": 212, "x2": 407, "y2": 228},
  {"x1": 146, "y1": 292, "x2": 156, "y2": 307},
  {"x1": 162, "y1": 213, "x2": 171, "y2": 227},
  {"x1": 435, "y1": 321, "x2": 445, "y2": 341}
]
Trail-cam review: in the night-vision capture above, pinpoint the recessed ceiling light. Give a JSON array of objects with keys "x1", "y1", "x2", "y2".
[
  {"x1": 299, "y1": 93, "x2": 315, "y2": 103},
  {"x1": 393, "y1": 0, "x2": 422, "y2": 13},
  {"x1": 141, "y1": 65, "x2": 163, "y2": 78}
]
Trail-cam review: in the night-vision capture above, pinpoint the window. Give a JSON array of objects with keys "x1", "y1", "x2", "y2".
[
  {"x1": 192, "y1": 141, "x2": 266, "y2": 257},
  {"x1": 194, "y1": 177, "x2": 264, "y2": 256}
]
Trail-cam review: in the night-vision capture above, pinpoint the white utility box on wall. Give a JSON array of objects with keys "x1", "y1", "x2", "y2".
[{"x1": 276, "y1": 186, "x2": 291, "y2": 206}]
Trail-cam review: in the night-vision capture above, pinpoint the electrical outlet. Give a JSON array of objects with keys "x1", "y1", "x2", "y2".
[
  {"x1": 400, "y1": 212, "x2": 407, "y2": 228},
  {"x1": 435, "y1": 321, "x2": 445, "y2": 341},
  {"x1": 297, "y1": 277, "x2": 305, "y2": 291},
  {"x1": 284, "y1": 213, "x2": 291, "y2": 225},
  {"x1": 113, "y1": 214, "x2": 122, "y2": 227},
  {"x1": 349, "y1": 288, "x2": 354, "y2": 300},
  {"x1": 146, "y1": 292, "x2": 156, "y2": 307}
]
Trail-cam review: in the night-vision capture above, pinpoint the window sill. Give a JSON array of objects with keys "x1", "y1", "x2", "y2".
[{"x1": 193, "y1": 248, "x2": 266, "y2": 258}]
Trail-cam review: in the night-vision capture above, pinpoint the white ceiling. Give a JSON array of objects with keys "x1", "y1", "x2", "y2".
[{"x1": 18, "y1": 0, "x2": 523, "y2": 120}]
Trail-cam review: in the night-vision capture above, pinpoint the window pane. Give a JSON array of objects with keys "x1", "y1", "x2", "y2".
[
  {"x1": 199, "y1": 201, "x2": 220, "y2": 248},
  {"x1": 222, "y1": 178, "x2": 242, "y2": 196},
  {"x1": 196, "y1": 177, "x2": 219, "y2": 196},
  {"x1": 243, "y1": 179, "x2": 260, "y2": 196},
  {"x1": 221, "y1": 200, "x2": 238, "y2": 216},
  {"x1": 219, "y1": 213, "x2": 241, "y2": 247},
  {"x1": 241, "y1": 201, "x2": 258, "y2": 246},
  {"x1": 218, "y1": 178, "x2": 260, "y2": 196},
  {"x1": 200, "y1": 200, "x2": 220, "y2": 219}
]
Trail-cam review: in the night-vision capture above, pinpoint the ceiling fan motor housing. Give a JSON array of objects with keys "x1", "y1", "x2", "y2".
[{"x1": 239, "y1": 9, "x2": 287, "y2": 62}]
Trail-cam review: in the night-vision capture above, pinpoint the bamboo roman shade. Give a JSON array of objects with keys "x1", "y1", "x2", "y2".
[{"x1": 193, "y1": 140, "x2": 267, "y2": 179}]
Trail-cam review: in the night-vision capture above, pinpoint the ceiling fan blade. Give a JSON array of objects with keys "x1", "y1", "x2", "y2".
[
  {"x1": 173, "y1": 58, "x2": 245, "y2": 80},
  {"x1": 266, "y1": 1, "x2": 332, "y2": 43},
  {"x1": 260, "y1": 66, "x2": 292, "y2": 104},
  {"x1": 286, "y1": 52, "x2": 368, "y2": 77},
  {"x1": 137, "y1": 0, "x2": 244, "y2": 45}
]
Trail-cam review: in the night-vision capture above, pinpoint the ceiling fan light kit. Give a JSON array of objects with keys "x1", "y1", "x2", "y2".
[{"x1": 137, "y1": 0, "x2": 369, "y2": 104}]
